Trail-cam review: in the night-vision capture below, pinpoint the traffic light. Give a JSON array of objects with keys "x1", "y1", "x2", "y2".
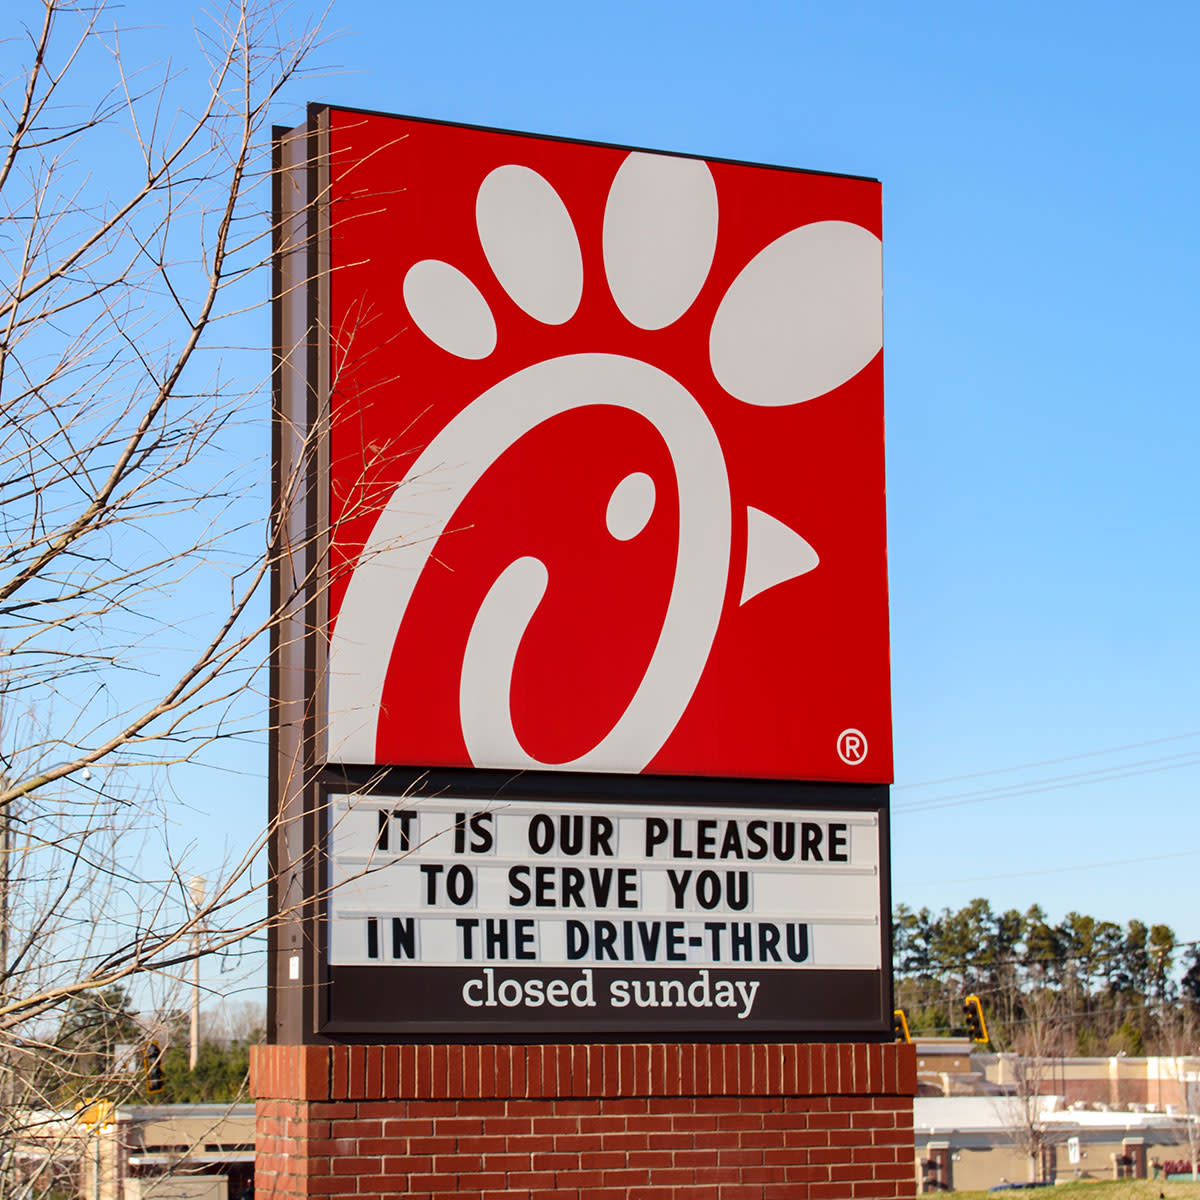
[
  {"x1": 144, "y1": 1042, "x2": 165, "y2": 1094},
  {"x1": 892, "y1": 1008, "x2": 911, "y2": 1043},
  {"x1": 963, "y1": 994, "x2": 989, "y2": 1043}
]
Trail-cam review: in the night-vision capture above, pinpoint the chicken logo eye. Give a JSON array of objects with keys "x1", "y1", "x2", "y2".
[{"x1": 326, "y1": 149, "x2": 882, "y2": 775}]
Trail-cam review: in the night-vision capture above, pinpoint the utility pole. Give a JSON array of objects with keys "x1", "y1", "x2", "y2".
[
  {"x1": 0, "y1": 779, "x2": 9, "y2": 1194},
  {"x1": 187, "y1": 876, "x2": 205, "y2": 1071},
  {"x1": 0, "y1": 786, "x2": 8, "y2": 1013}
]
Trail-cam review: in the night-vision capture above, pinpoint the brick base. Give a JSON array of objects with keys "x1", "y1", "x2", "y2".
[{"x1": 252, "y1": 1043, "x2": 916, "y2": 1199}]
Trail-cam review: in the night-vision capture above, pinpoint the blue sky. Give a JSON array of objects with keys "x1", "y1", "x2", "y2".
[
  {"x1": 300, "y1": 1, "x2": 1200, "y2": 940},
  {"x1": 40, "y1": 0, "x2": 1199, "y2": 963}
]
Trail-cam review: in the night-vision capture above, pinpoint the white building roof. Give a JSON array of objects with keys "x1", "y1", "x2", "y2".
[{"x1": 916, "y1": 1095, "x2": 1189, "y2": 1139}]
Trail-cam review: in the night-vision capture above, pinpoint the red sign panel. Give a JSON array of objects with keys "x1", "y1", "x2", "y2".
[{"x1": 321, "y1": 110, "x2": 890, "y2": 783}]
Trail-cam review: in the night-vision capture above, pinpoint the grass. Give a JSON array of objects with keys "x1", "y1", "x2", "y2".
[{"x1": 953, "y1": 1181, "x2": 1200, "y2": 1200}]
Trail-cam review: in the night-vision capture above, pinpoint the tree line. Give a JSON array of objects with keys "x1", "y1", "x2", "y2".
[
  {"x1": 894, "y1": 898, "x2": 1200, "y2": 1055},
  {"x1": 37, "y1": 987, "x2": 262, "y2": 1106},
  {"x1": 32, "y1": 901, "x2": 1200, "y2": 1109}
]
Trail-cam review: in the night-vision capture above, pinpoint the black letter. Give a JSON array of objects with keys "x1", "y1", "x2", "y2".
[
  {"x1": 800, "y1": 822, "x2": 823, "y2": 861},
  {"x1": 667, "y1": 869, "x2": 691, "y2": 909},
  {"x1": 392, "y1": 917, "x2": 415, "y2": 959},
  {"x1": 666, "y1": 922, "x2": 686, "y2": 961},
  {"x1": 746, "y1": 821, "x2": 768, "y2": 860},
  {"x1": 758, "y1": 922, "x2": 782, "y2": 962},
  {"x1": 529, "y1": 813, "x2": 554, "y2": 854},
  {"x1": 566, "y1": 920, "x2": 588, "y2": 960},
  {"x1": 591, "y1": 816, "x2": 615, "y2": 856},
  {"x1": 457, "y1": 917, "x2": 478, "y2": 959},
  {"x1": 446, "y1": 863, "x2": 474, "y2": 905},
  {"x1": 420, "y1": 863, "x2": 443, "y2": 904},
  {"x1": 772, "y1": 822, "x2": 796, "y2": 861},
  {"x1": 719, "y1": 822, "x2": 744, "y2": 859},
  {"x1": 515, "y1": 919, "x2": 537, "y2": 960},
  {"x1": 470, "y1": 812, "x2": 494, "y2": 852},
  {"x1": 562, "y1": 867, "x2": 586, "y2": 907},
  {"x1": 589, "y1": 867, "x2": 613, "y2": 907},
  {"x1": 561, "y1": 814, "x2": 584, "y2": 855},
  {"x1": 829, "y1": 823, "x2": 849, "y2": 863},
  {"x1": 645, "y1": 818, "x2": 668, "y2": 856},
  {"x1": 508, "y1": 865, "x2": 531, "y2": 906},
  {"x1": 696, "y1": 870, "x2": 720, "y2": 910},
  {"x1": 786, "y1": 923, "x2": 809, "y2": 963}
]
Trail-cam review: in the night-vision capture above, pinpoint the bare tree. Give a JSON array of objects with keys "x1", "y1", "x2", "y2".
[
  {"x1": 995, "y1": 987, "x2": 1068, "y2": 1184},
  {"x1": 1155, "y1": 1003, "x2": 1200, "y2": 1181},
  {"x1": 0, "y1": 0, "x2": 327, "y2": 1192}
]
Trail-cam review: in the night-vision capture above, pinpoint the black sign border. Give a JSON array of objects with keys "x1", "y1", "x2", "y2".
[{"x1": 314, "y1": 766, "x2": 892, "y2": 1042}]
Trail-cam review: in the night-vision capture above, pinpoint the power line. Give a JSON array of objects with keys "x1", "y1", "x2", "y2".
[
  {"x1": 893, "y1": 751, "x2": 1200, "y2": 815},
  {"x1": 896, "y1": 729, "x2": 1200, "y2": 791}
]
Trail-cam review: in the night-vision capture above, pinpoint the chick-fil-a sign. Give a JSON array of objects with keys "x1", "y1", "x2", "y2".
[{"x1": 321, "y1": 111, "x2": 891, "y2": 784}]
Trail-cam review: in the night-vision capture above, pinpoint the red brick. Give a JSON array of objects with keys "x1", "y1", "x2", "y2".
[
  {"x1": 356, "y1": 1177, "x2": 411, "y2": 1193},
  {"x1": 616, "y1": 1043, "x2": 632, "y2": 1092},
  {"x1": 409, "y1": 1136, "x2": 458, "y2": 1155},
  {"x1": 522, "y1": 1043, "x2": 540, "y2": 1098},
  {"x1": 709, "y1": 1112, "x2": 766, "y2": 1131},
  {"x1": 527, "y1": 1115, "x2": 576, "y2": 1134},
  {"x1": 636, "y1": 1042, "x2": 653, "y2": 1094},
  {"x1": 395, "y1": 1046, "x2": 414, "y2": 1098},
  {"x1": 624, "y1": 1115, "x2": 673, "y2": 1133},
  {"x1": 366, "y1": 1044, "x2": 384, "y2": 1098},
  {"x1": 579, "y1": 1150, "x2": 634, "y2": 1170},
  {"x1": 432, "y1": 1153, "x2": 485, "y2": 1172},
  {"x1": 599, "y1": 1131, "x2": 649, "y2": 1152},
  {"x1": 668, "y1": 1114, "x2": 718, "y2": 1132},
  {"x1": 566, "y1": 1042, "x2": 585, "y2": 1096},
  {"x1": 717, "y1": 1043, "x2": 736, "y2": 1093},
  {"x1": 545, "y1": 1042, "x2": 562, "y2": 1096},
  {"x1": 650, "y1": 1132, "x2": 691, "y2": 1151},
  {"x1": 601, "y1": 1042, "x2": 618, "y2": 1095},
  {"x1": 408, "y1": 1173, "x2": 468, "y2": 1191},
  {"x1": 354, "y1": 1044, "x2": 370, "y2": 1098},
  {"x1": 515, "y1": 1043, "x2": 532, "y2": 1098},
  {"x1": 868, "y1": 1041, "x2": 888, "y2": 1099},
  {"x1": 839, "y1": 1043, "x2": 855, "y2": 1093},
  {"x1": 587, "y1": 1116, "x2": 627, "y2": 1133}
]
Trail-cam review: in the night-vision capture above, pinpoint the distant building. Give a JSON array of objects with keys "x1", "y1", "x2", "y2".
[
  {"x1": 910, "y1": 1041, "x2": 1200, "y2": 1192},
  {"x1": 915, "y1": 1094, "x2": 1191, "y2": 1192},
  {"x1": 11, "y1": 1104, "x2": 254, "y2": 1200}
]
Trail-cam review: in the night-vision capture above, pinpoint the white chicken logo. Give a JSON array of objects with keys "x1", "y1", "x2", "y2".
[{"x1": 327, "y1": 150, "x2": 882, "y2": 773}]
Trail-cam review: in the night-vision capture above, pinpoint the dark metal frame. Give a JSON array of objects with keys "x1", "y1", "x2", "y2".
[{"x1": 269, "y1": 104, "x2": 893, "y2": 1045}]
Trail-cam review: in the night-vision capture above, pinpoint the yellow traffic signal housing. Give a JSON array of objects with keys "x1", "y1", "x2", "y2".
[
  {"x1": 79, "y1": 1098, "x2": 115, "y2": 1126},
  {"x1": 143, "y1": 1042, "x2": 165, "y2": 1094},
  {"x1": 892, "y1": 1008, "x2": 911, "y2": 1043},
  {"x1": 963, "y1": 994, "x2": 989, "y2": 1043}
]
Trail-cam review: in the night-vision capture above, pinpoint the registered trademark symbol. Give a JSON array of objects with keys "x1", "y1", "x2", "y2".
[{"x1": 836, "y1": 728, "x2": 868, "y2": 765}]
